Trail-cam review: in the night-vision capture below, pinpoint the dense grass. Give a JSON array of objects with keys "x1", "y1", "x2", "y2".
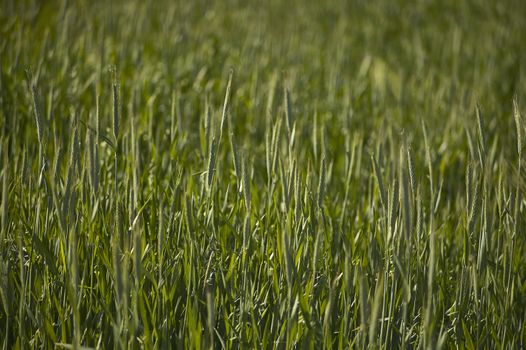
[{"x1": 1, "y1": 0, "x2": 526, "y2": 348}]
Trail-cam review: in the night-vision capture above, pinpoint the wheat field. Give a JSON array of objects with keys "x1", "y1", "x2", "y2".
[{"x1": 0, "y1": 0, "x2": 525, "y2": 348}]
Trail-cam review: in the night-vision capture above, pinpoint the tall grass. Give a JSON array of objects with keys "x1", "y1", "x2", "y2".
[{"x1": 0, "y1": 0, "x2": 525, "y2": 349}]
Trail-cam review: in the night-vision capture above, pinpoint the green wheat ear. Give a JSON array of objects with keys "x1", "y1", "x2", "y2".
[
  {"x1": 219, "y1": 69, "x2": 234, "y2": 144},
  {"x1": 112, "y1": 69, "x2": 120, "y2": 142},
  {"x1": 207, "y1": 137, "x2": 218, "y2": 189},
  {"x1": 513, "y1": 96, "x2": 523, "y2": 168}
]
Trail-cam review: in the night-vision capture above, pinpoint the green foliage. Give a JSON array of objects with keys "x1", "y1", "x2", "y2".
[{"x1": 1, "y1": 0, "x2": 525, "y2": 348}]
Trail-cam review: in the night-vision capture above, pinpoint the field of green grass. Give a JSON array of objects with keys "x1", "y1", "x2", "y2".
[{"x1": 1, "y1": 0, "x2": 525, "y2": 348}]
